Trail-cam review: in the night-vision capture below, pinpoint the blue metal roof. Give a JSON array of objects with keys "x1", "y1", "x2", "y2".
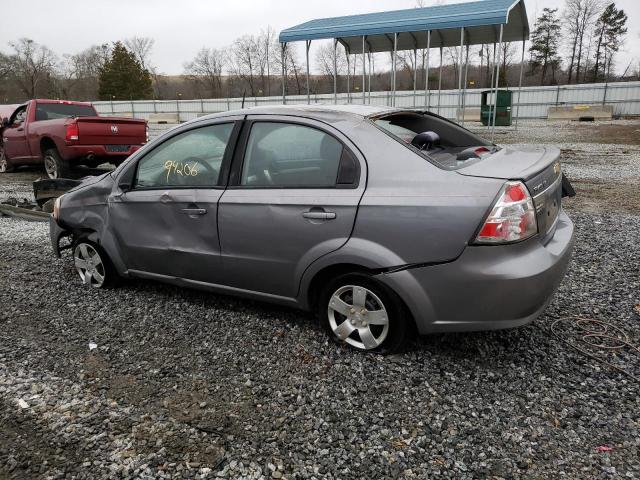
[{"x1": 279, "y1": 0, "x2": 528, "y2": 51}]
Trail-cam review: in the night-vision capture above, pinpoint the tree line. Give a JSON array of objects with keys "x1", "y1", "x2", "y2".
[{"x1": 0, "y1": 0, "x2": 633, "y2": 104}]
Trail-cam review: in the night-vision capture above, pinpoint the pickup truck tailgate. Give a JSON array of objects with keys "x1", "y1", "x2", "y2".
[{"x1": 76, "y1": 117, "x2": 146, "y2": 145}]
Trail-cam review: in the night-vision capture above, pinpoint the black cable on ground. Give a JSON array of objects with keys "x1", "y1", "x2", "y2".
[{"x1": 535, "y1": 316, "x2": 639, "y2": 382}]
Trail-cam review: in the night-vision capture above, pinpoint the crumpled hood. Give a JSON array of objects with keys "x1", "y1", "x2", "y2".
[
  {"x1": 456, "y1": 145, "x2": 561, "y2": 181},
  {"x1": 66, "y1": 172, "x2": 112, "y2": 194}
]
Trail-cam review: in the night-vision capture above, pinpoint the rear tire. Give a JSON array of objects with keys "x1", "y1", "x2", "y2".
[
  {"x1": 0, "y1": 145, "x2": 14, "y2": 173},
  {"x1": 43, "y1": 148, "x2": 70, "y2": 179},
  {"x1": 318, "y1": 273, "x2": 411, "y2": 353},
  {"x1": 72, "y1": 239, "x2": 117, "y2": 289}
]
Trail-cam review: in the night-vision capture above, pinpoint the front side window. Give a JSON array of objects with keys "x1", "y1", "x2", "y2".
[
  {"x1": 241, "y1": 122, "x2": 343, "y2": 187},
  {"x1": 11, "y1": 107, "x2": 27, "y2": 125},
  {"x1": 134, "y1": 123, "x2": 233, "y2": 188}
]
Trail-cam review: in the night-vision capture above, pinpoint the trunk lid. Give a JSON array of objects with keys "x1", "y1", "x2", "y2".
[
  {"x1": 75, "y1": 117, "x2": 146, "y2": 146},
  {"x1": 458, "y1": 145, "x2": 563, "y2": 244}
]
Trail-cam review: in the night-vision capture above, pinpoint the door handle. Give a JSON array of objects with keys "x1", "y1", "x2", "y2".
[
  {"x1": 303, "y1": 211, "x2": 336, "y2": 220},
  {"x1": 16, "y1": 127, "x2": 24, "y2": 132},
  {"x1": 181, "y1": 208, "x2": 207, "y2": 216}
]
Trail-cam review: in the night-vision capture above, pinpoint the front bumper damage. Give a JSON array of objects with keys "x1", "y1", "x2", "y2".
[{"x1": 49, "y1": 216, "x2": 72, "y2": 258}]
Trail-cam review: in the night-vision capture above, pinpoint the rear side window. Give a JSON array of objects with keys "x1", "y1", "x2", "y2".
[
  {"x1": 134, "y1": 123, "x2": 234, "y2": 188},
  {"x1": 240, "y1": 122, "x2": 344, "y2": 187},
  {"x1": 35, "y1": 103, "x2": 96, "y2": 121}
]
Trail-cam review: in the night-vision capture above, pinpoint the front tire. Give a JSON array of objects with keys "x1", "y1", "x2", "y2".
[
  {"x1": 43, "y1": 148, "x2": 70, "y2": 179},
  {"x1": 0, "y1": 145, "x2": 14, "y2": 173},
  {"x1": 72, "y1": 240, "x2": 116, "y2": 288},
  {"x1": 318, "y1": 273, "x2": 411, "y2": 353}
]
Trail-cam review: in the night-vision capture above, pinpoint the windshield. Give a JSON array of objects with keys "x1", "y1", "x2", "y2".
[
  {"x1": 373, "y1": 112, "x2": 496, "y2": 170},
  {"x1": 35, "y1": 103, "x2": 96, "y2": 121}
]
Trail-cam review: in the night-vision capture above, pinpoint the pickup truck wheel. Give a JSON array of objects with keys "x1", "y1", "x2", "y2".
[
  {"x1": 0, "y1": 146, "x2": 14, "y2": 173},
  {"x1": 44, "y1": 148, "x2": 70, "y2": 179}
]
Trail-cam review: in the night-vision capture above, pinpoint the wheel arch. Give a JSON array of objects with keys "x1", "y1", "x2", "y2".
[{"x1": 40, "y1": 136, "x2": 59, "y2": 157}]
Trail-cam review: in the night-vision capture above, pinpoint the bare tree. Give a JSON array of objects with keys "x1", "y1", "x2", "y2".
[
  {"x1": 124, "y1": 37, "x2": 155, "y2": 72},
  {"x1": 184, "y1": 47, "x2": 226, "y2": 97},
  {"x1": 6, "y1": 38, "x2": 58, "y2": 98},
  {"x1": 228, "y1": 35, "x2": 261, "y2": 97},
  {"x1": 563, "y1": 0, "x2": 602, "y2": 84},
  {"x1": 315, "y1": 42, "x2": 347, "y2": 79}
]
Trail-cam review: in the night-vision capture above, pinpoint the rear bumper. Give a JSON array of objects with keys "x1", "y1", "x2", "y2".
[
  {"x1": 64, "y1": 144, "x2": 142, "y2": 161},
  {"x1": 378, "y1": 209, "x2": 575, "y2": 334}
]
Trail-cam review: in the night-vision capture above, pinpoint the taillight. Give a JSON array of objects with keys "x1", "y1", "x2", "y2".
[
  {"x1": 475, "y1": 181, "x2": 537, "y2": 244},
  {"x1": 145, "y1": 123, "x2": 149, "y2": 143},
  {"x1": 65, "y1": 122, "x2": 79, "y2": 142}
]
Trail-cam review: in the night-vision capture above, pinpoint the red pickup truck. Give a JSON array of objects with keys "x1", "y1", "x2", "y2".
[{"x1": 0, "y1": 100, "x2": 147, "y2": 179}]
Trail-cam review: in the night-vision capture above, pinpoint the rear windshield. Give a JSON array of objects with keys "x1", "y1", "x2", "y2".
[
  {"x1": 373, "y1": 112, "x2": 495, "y2": 170},
  {"x1": 35, "y1": 103, "x2": 96, "y2": 121}
]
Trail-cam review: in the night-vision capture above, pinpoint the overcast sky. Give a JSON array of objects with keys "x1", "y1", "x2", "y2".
[{"x1": 2, "y1": 0, "x2": 639, "y2": 75}]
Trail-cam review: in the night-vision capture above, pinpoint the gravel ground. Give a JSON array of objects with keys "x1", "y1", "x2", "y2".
[{"x1": 1, "y1": 120, "x2": 639, "y2": 479}]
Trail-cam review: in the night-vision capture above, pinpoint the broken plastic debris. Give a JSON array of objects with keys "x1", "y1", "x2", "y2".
[
  {"x1": 17, "y1": 399, "x2": 29, "y2": 409},
  {"x1": 595, "y1": 445, "x2": 613, "y2": 453},
  {"x1": 89, "y1": 342, "x2": 98, "y2": 351}
]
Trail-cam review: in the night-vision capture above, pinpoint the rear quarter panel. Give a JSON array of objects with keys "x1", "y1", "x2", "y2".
[{"x1": 332, "y1": 120, "x2": 505, "y2": 267}]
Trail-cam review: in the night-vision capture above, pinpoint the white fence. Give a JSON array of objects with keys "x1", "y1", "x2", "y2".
[{"x1": 93, "y1": 81, "x2": 640, "y2": 122}]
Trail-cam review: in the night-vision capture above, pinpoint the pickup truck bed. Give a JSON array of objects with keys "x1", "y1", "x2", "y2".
[{"x1": 0, "y1": 99, "x2": 147, "y2": 179}]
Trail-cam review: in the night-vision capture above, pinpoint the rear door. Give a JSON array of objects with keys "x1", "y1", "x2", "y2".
[
  {"x1": 109, "y1": 118, "x2": 241, "y2": 283},
  {"x1": 217, "y1": 115, "x2": 366, "y2": 298}
]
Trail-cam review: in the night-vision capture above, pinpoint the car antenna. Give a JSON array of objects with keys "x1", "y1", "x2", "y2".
[{"x1": 241, "y1": 90, "x2": 246, "y2": 109}]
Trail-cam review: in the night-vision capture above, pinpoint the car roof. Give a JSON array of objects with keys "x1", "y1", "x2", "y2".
[{"x1": 194, "y1": 104, "x2": 403, "y2": 124}]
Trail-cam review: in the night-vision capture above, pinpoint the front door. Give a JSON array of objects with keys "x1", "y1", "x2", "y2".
[
  {"x1": 109, "y1": 120, "x2": 240, "y2": 283},
  {"x1": 218, "y1": 116, "x2": 365, "y2": 298},
  {"x1": 2, "y1": 105, "x2": 31, "y2": 161}
]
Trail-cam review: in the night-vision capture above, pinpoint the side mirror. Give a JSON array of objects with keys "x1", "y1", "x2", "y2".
[
  {"x1": 118, "y1": 181, "x2": 131, "y2": 192},
  {"x1": 1, "y1": 117, "x2": 8, "y2": 128},
  {"x1": 411, "y1": 131, "x2": 440, "y2": 151}
]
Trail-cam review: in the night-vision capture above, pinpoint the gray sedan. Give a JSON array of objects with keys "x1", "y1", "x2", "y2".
[{"x1": 50, "y1": 105, "x2": 574, "y2": 352}]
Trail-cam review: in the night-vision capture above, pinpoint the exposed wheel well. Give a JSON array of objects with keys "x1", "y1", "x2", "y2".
[
  {"x1": 40, "y1": 137, "x2": 57, "y2": 157},
  {"x1": 307, "y1": 264, "x2": 371, "y2": 312},
  {"x1": 307, "y1": 263, "x2": 417, "y2": 333}
]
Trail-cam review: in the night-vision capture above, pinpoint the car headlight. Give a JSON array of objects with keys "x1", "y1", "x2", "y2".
[{"x1": 53, "y1": 195, "x2": 63, "y2": 220}]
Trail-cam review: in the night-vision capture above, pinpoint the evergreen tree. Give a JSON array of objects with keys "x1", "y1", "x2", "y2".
[
  {"x1": 528, "y1": 8, "x2": 562, "y2": 85},
  {"x1": 98, "y1": 42, "x2": 152, "y2": 100},
  {"x1": 591, "y1": 3, "x2": 628, "y2": 82}
]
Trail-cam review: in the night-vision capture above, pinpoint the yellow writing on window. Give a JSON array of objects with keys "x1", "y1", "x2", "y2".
[{"x1": 164, "y1": 160, "x2": 199, "y2": 182}]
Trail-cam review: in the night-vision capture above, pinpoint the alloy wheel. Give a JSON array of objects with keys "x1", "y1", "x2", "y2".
[
  {"x1": 44, "y1": 154, "x2": 58, "y2": 179},
  {"x1": 74, "y1": 243, "x2": 106, "y2": 288},
  {"x1": 327, "y1": 285, "x2": 390, "y2": 350}
]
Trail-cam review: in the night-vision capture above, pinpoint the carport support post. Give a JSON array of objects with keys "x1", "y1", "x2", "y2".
[
  {"x1": 306, "y1": 40, "x2": 311, "y2": 105},
  {"x1": 514, "y1": 38, "x2": 525, "y2": 131},
  {"x1": 424, "y1": 31, "x2": 431, "y2": 109},
  {"x1": 333, "y1": 39, "x2": 338, "y2": 104},
  {"x1": 367, "y1": 52, "x2": 372, "y2": 104},
  {"x1": 457, "y1": 28, "x2": 464, "y2": 124},
  {"x1": 488, "y1": 42, "x2": 496, "y2": 132},
  {"x1": 437, "y1": 47, "x2": 443, "y2": 115},
  {"x1": 392, "y1": 33, "x2": 398, "y2": 107},
  {"x1": 281, "y1": 42, "x2": 287, "y2": 105},
  {"x1": 491, "y1": 24, "x2": 504, "y2": 141},
  {"x1": 346, "y1": 50, "x2": 351, "y2": 104},
  {"x1": 461, "y1": 44, "x2": 469, "y2": 127},
  {"x1": 362, "y1": 36, "x2": 366, "y2": 105},
  {"x1": 413, "y1": 48, "x2": 417, "y2": 107}
]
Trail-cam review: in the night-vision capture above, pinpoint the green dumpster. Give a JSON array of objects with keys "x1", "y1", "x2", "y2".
[{"x1": 480, "y1": 89, "x2": 512, "y2": 126}]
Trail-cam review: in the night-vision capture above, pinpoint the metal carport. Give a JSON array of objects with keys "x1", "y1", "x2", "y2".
[{"x1": 278, "y1": 0, "x2": 530, "y2": 136}]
